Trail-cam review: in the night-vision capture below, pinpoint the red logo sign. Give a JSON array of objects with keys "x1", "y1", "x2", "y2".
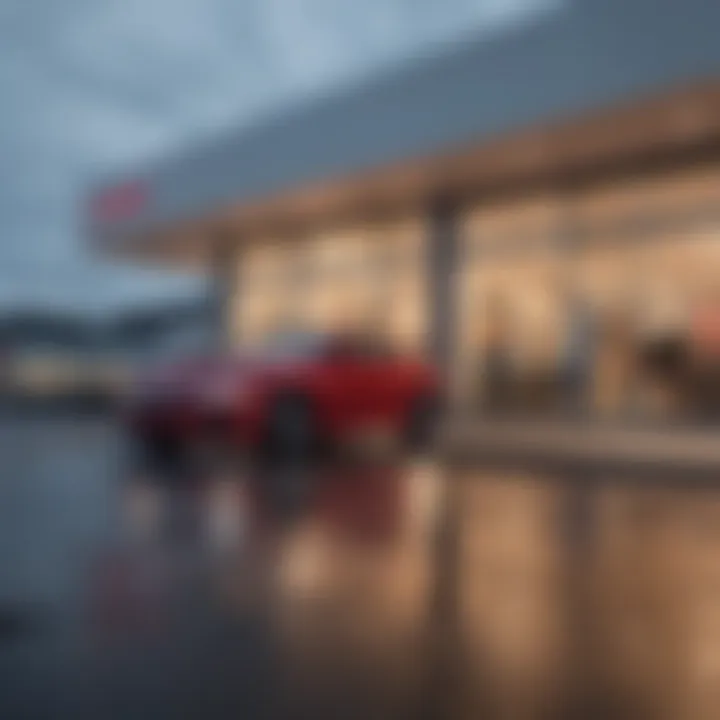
[{"x1": 91, "y1": 181, "x2": 148, "y2": 224}]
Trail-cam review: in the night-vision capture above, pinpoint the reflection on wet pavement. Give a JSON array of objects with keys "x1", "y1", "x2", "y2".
[{"x1": 5, "y1": 420, "x2": 720, "y2": 718}]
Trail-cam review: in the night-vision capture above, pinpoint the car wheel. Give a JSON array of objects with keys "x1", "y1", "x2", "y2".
[
  {"x1": 186, "y1": 434, "x2": 241, "y2": 478},
  {"x1": 405, "y1": 394, "x2": 440, "y2": 453},
  {"x1": 129, "y1": 434, "x2": 181, "y2": 480},
  {"x1": 266, "y1": 395, "x2": 316, "y2": 461}
]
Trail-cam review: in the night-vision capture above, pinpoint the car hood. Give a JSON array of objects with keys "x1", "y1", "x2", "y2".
[{"x1": 134, "y1": 352, "x2": 290, "y2": 397}]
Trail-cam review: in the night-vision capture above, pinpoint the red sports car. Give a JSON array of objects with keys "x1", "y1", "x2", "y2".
[{"x1": 125, "y1": 331, "x2": 440, "y2": 469}]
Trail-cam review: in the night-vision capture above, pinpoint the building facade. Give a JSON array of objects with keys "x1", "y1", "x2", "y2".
[{"x1": 88, "y1": 0, "x2": 720, "y2": 424}]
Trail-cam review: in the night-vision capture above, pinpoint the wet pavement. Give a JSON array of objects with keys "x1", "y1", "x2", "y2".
[{"x1": 2, "y1": 416, "x2": 720, "y2": 718}]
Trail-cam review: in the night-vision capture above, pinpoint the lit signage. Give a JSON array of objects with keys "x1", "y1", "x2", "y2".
[{"x1": 91, "y1": 181, "x2": 148, "y2": 225}]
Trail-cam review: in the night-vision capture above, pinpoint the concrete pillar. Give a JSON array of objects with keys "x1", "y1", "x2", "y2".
[
  {"x1": 208, "y1": 232, "x2": 239, "y2": 352},
  {"x1": 427, "y1": 199, "x2": 460, "y2": 380}
]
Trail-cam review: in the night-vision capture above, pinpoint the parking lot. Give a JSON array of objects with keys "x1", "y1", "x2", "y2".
[{"x1": 3, "y1": 414, "x2": 720, "y2": 719}]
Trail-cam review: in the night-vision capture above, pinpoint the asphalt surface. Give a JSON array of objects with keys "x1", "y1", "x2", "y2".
[{"x1": 2, "y1": 414, "x2": 720, "y2": 719}]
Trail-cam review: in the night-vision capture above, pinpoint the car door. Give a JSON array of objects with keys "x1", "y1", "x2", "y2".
[
  {"x1": 317, "y1": 336, "x2": 375, "y2": 436},
  {"x1": 355, "y1": 336, "x2": 408, "y2": 430}
]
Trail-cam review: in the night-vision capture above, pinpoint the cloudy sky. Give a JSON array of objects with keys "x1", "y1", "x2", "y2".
[{"x1": 0, "y1": 0, "x2": 552, "y2": 316}]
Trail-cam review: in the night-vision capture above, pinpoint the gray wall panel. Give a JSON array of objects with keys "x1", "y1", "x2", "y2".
[{"x1": 92, "y1": 0, "x2": 720, "y2": 238}]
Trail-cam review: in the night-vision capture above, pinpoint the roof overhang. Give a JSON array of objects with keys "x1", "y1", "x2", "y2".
[{"x1": 89, "y1": 81, "x2": 720, "y2": 268}]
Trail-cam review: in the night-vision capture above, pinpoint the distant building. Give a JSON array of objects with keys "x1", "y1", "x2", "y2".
[
  {"x1": 0, "y1": 310, "x2": 111, "y2": 400},
  {"x1": 0, "y1": 301, "x2": 214, "y2": 401}
]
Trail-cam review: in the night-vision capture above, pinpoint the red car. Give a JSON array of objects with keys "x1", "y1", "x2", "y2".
[{"x1": 125, "y1": 331, "x2": 440, "y2": 468}]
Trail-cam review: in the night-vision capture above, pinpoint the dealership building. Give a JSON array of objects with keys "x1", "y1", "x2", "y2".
[{"x1": 89, "y1": 0, "x2": 720, "y2": 424}]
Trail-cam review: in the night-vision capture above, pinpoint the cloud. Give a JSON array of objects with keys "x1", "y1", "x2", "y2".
[{"x1": 0, "y1": 0, "x2": 557, "y2": 315}]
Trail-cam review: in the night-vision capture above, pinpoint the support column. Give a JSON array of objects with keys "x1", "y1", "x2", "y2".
[
  {"x1": 208, "y1": 232, "x2": 239, "y2": 352},
  {"x1": 427, "y1": 199, "x2": 460, "y2": 381}
]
